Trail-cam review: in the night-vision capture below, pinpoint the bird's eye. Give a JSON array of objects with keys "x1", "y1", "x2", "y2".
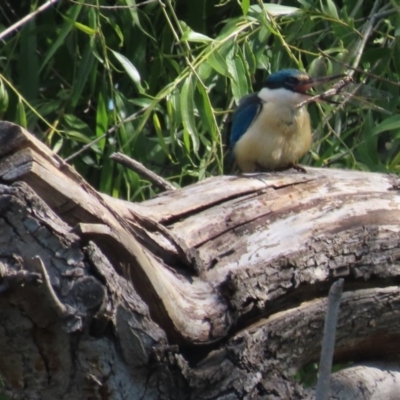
[{"x1": 286, "y1": 77, "x2": 299, "y2": 85}]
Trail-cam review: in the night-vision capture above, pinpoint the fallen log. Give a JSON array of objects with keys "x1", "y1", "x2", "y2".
[{"x1": 0, "y1": 121, "x2": 399, "y2": 399}]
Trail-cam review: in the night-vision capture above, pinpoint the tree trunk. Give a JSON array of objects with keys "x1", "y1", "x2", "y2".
[{"x1": 0, "y1": 121, "x2": 399, "y2": 399}]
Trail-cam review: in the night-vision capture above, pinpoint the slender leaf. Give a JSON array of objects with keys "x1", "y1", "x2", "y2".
[
  {"x1": 180, "y1": 21, "x2": 212, "y2": 43},
  {"x1": 153, "y1": 113, "x2": 169, "y2": 155},
  {"x1": 18, "y1": 21, "x2": 38, "y2": 101},
  {"x1": 0, "y1": 79, "x2": 9, "y2": 114},
  {"x1": 196, "y1": 81, "x2": 218, "y2": 142},
  {"x1": 323, "y1": 0, "x2": 339, "y2": 19},
  {"x1": 250, "y1": 4, "x2": 299, "y2": 16},
  {"x1": 71, "y1": 44, "x2": 96, "y2": 107},
  {"x1": 96, "y1": 92, "x2": 108, "y2": 151},
  {"x1": 112, "y1": 50, "x2": 144, "y2": 93},
  {"x1": 180, "y1": 75, "x2": 199, "y2": 153},
  {"x1": 241, "y1": 0, "x2": 250, "y2": 15},
  {"x1": 63, "y1": 18, "x2": 97, "y2": 36},
  {"x1": 15, "y1": 101, "x2": 27, "y2": 128},
  {"x1": 372, "y1": 115, "x2": 400, "y2": 135},
  {"x1": 123, "y1": 0, "x2": 154, "y2": 39},
  {"x1": 227, "y1": 49, "x2": 250, "y2": 102},
  {"x1": 39, "y1": 5, "x2": 82, "y2": 72},
  {"x1": 64, "y1": 130, "x2": 93, "y2": 143},
  {"x1": 208, "y1": 48, "x2": 230, "y2": 76}
]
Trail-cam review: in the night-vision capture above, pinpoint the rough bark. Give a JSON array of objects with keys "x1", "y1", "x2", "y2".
[
  {"x1": 0, "y1": 121, "x2": 399, "y2": 399},
  {"x1": 329, "y1": 363, "x2": 400, "y2": 399}
]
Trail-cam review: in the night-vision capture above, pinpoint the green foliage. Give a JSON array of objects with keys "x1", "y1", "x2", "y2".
[
  {"x1": 295, "y1": 361, "x2": 319, "y2": 387},
  {"x1": 295, "y1": 361, "x2": 353, "y2": 387},
  {"x1": 0, "y1": 0, "x2": 399, "y2": 200}
]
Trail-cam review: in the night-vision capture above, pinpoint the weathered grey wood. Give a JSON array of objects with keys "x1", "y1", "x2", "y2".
[
  {"x1": 111, "y1": 165, "x2": 400, "y2": 334},
  {"x1": 0, "y1": 121, "x2": 400, "y2": 399},
  {"x1": 0, "y1": 122, "x2": 230, "y2": 345},
  {"x1": 328, "y1": 363, "x2": 400, "y2": 399},
  {"x1": 186, "y1": 286, "x2": 400, "y2": 399},
  {"x1": 0, "y1": 182, "x2": 170, "y2": 400}
]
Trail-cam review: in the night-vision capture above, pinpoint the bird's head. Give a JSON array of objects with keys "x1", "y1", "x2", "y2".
[{"x1": 260, "y1": 69, "x2": 342, "y2": 103}]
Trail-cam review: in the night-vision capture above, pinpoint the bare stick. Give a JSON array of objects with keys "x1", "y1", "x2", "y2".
[
  {"x1": 64, "y1": 107, "x2": 149, "y2": 163},
  {"x1": 110, "y1": 152, "x2": 176, "y2": 192},
  {"x1": 0, "y1": 0, "x2": 60, "y2": 42},
  {"x1": 296, "y1": 76, "x2": 354, "y2": 109},
  {"x1": 64, "y1": 128, "x2": 114, "y2": 163},
  {"x1": 315, "y1": 278, "x2": 344, "y2": 400},
  {"x1": 68, "y1": 0, "x2": 157, "y2": 8},
  {"x1": 317, "y1": 48, "x2": 400, "y2": 88},
  {"x1": 350, "y1": 0, "x2": 382, "y2": 77}
]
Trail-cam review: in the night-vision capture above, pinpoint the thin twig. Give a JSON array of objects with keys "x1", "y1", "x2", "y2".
[
  {"x1": 317, "y1": 48, "x2": 400, "y2": 88},
  {"x1": 296, "y1": 75, "x2": 354, "y2": 109},
  {"x1": 64, "y1": 107, "x2": 148, "y2": 163},
  {"x1": 0, "y1": 0, "x2": 60, "y2": 42},
  {"x1": 68, "y1": 0, "x2": 157, "y2": 8},
  {"x1": 349, "y1": 0, "x2": 382, "y2": 77},
  {"x1": 315, "y1": 278, "x2": 345, "y2": 400},
  {"x1": 313, "y1": 0, "x2": 385, "y2": 140},
  {"x1": 64, "y1": 126, "x2": 115, "y2": 163},
  {"x1": 110, "y1": 152, "x2": 176, "y2": 192},
  {"x1": 349, "y1": 0, "x2": 364, "y2": 18}
]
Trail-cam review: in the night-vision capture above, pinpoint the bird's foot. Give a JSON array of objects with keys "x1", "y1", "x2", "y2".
[
  {"x1": 243, "y1": 162, "x2": 307, "y2": 174},
  {"x1": 254, "y1": 162, "x2": 271, "y2": 173},
  {"x1": 287, "y1": 163, "x2": 307, "y2": 173},
  {"x1": 254, "y1": 162, "x2": 307, "y2": 173}
]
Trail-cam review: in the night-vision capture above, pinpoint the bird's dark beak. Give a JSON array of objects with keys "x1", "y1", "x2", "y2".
[{"x1": 295, "y1": 74, "x2": 346, "y2": 93}]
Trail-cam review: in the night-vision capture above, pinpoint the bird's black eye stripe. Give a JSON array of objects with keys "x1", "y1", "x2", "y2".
[{"x1": 286, "y1": 77, "x2": 299, "y2": 85}]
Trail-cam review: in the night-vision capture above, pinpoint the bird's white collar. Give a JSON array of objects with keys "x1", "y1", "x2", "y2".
[{"x1": 258, "y1": 87, "x2": 310, "y2": 105}]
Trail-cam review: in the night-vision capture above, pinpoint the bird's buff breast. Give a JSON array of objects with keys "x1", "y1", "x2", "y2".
[{"x1": 234, "y1": 102, "x2": 312, "y2": 172}]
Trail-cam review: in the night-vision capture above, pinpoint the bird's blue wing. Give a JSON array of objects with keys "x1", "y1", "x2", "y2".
[{"x1": 230, "y1": 94, "x2": 262, "y2": 148}]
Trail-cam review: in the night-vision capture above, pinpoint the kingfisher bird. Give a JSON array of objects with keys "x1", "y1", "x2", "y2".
[{"x1": 230, "y1": 69, "x2": 340, "y2": 173}]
